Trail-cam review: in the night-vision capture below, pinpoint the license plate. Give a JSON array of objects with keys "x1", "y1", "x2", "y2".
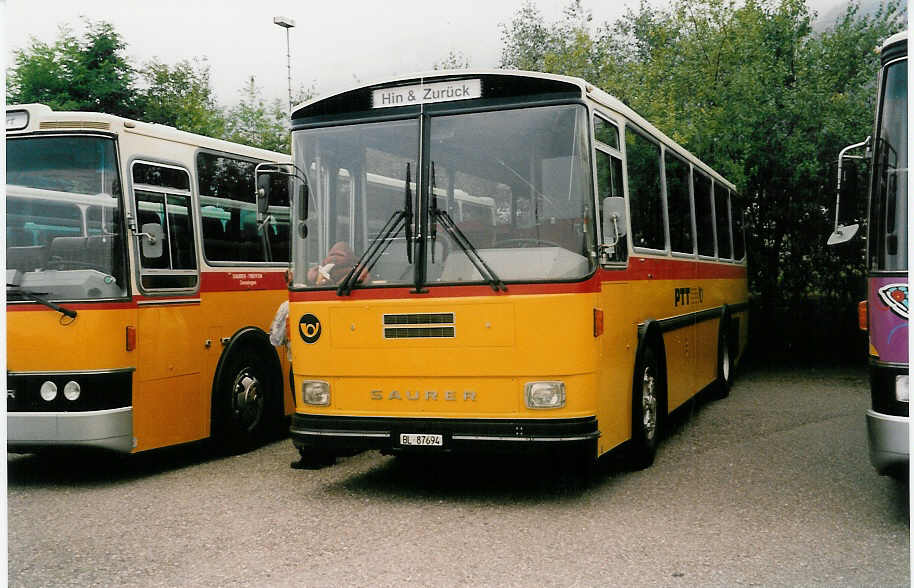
[{"x1": 399, "y1": 433, "x2": 443, "y2": 447}]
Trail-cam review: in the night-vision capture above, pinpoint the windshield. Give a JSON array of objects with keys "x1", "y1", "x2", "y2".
[
  {"x1": 291, "y1": 104, "x2": 596, "y2": 289},
  {"x1": 6, "y1": 136, "x2": 128, "y2": 300},
  {"x1": 869, "y1": 58, "x2": 908, "y2": 272}
]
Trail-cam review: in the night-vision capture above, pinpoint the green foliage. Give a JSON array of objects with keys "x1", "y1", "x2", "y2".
[
  {"x1": 138, "y1": 58, "x2": 225, "y2": 138},
  {"x1": 500, "y1": 0, "x2": 905, "y2": 330},
  {"x1": 7, "y1": 19, "x2": 139, "y2": 117},
  {"x1": 433, "y1": 50, "x2": 471, "y2": 70},
  {"x1": 6, "y1": 19, "x2": 310, "y2": 154}
]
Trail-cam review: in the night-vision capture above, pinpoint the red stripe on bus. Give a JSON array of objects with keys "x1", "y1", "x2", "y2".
[{"x1": 288, "y1": 258, "x2": 746, "y2": 301}]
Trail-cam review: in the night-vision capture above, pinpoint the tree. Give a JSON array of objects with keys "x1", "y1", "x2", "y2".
[
  {"x1": 7, "y1": 19, "x2": 139, "y2": 117},
  {"x1": 500, "y1": 0, "x2": 904, "y2": 360},
  {"x1": 138, "y1": 58, "x2": 225, "y2": 138},
  {"x1": 433, "y1": 50, "x2": 471, "y2": 70}
]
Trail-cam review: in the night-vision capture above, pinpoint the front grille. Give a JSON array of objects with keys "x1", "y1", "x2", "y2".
[
  {"x1": 383, "y1": 312, "x2": 455, "y2": 338},
  {"x1": 7, "y1": 369, "x2": 133, "y2": 412}
]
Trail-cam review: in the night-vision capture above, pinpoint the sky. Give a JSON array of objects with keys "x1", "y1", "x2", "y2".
[{"x1": 4, "y1": 0, "x2": 848, "y2": 109}]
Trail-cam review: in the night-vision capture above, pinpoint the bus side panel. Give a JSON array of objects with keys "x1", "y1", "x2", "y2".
[
  {"x1": 134, "y1": 303, "x2": 204, "y2": 451},
  {"x1": 200, "y1": 287, "x2": 293, "y2": 418}
]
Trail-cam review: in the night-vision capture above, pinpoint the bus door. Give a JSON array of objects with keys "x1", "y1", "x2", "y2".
[
  {"x1": 594, "y1": 116, "x2": 634, "y2": 448},
  {"x1": 130, "y1": 161, "x2": 206, "y2": 451}
]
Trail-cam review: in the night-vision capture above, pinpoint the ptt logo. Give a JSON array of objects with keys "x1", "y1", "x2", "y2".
[{"x1": 298, "y1": 314, "x2": 322, "y2": 344}]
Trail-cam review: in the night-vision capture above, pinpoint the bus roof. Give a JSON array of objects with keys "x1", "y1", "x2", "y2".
[
  {"x1": 881, "y1": 30, "x2": 907, "y2": 53},
  {"x1": 5, "y1": 103, "x2": 290, "y2": 163},
  {"x1": 292, "y1": 70, "x2": 736, "y2": 193}
]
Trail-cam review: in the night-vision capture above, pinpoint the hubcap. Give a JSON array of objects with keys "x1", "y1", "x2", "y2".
[
  {"x1": 233, "y1": 368, "x2": 264, "y2": 432},
  {"x1": 641, "y1": 365, "x2": 657, "y2": 441}
]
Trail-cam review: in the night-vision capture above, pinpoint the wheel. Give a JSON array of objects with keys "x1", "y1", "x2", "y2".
[
  {"x1": 712, "y1": 314, "x2": 734, "y2": 399},
  {"x1": 212, "y1": 344, "x2": 278, "y2": 453},
  {"x1": 628, "y1": 346, "x2": 661, "y2": 470}
]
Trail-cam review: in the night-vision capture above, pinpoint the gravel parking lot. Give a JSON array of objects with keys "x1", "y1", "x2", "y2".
[{"x1": 8, "y1": 363, "x2": 909, "y2": 587}]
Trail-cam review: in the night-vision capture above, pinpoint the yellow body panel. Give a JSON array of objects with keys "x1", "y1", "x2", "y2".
[{"x1": 290, "y1": 266, "x2": 748, "y2": 458}]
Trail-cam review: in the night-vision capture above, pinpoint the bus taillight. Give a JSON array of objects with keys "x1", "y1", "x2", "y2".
[{"x1": 858, "y1": 300, "x2": 868, "y2": 331}]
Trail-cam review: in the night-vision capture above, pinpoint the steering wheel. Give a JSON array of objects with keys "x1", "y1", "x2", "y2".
[{"x1": 493, "y1": 238, "x2": 564, "y2": 249}]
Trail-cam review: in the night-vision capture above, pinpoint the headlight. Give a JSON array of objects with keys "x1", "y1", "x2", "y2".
[
  {"x1": 895, "y1": 375, "x2": 909, "y2": 403},
  {"x1": 302, "y1": 381, "x2": 330, "y2": 406},
  {"x1": 525, "y1": 381, "x2": 565, "y2": 409},
  {"x1": 40, "y1": 381, "x2": 58, "y2": 402},
  {"x1": 63, "y1": 380, "x2": 81, "y2": 401}
]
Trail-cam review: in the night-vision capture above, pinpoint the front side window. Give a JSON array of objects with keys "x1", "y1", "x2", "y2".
[
  {"x1": 870, "y1": 58, "x2": 908, "y2": 271},
  {"x1": 291, "y1": 104, "x2": 596, "y2": 289},
  {"x1": 6, "y1": 136, "x2": 127, "y2": 301}
]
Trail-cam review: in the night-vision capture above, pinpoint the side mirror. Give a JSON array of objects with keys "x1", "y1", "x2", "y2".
[
  {"x1": 602, "y1": 196, "x2": 627, "y2": 244},
  {"x1": 827, "y1": 223, "x2": 860, "y2": 245},
  {"x1": 256, "y1": 173, "x2": 272, "y2": 217},
  {"x1": 828, "y1": 136, "x2": 869, "y2": 246},
  {"x1": 140, "y1": 223, "x2": 164, "y2": 258}
]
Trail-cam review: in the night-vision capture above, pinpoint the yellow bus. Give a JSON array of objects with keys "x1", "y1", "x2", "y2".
[
  {"x1": 264, "y1": 71, "x2": 748, "y2": 468},
  {"x1": 6, "y1": 104, "x2": 294, "y2": 454}
]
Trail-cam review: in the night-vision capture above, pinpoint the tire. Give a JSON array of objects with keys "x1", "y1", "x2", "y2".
[
  {"x1": 713, "y1": 314, "x2": 734, "y2": 399},
  {"x1": 628, "y1": 346, "x2": 662, "y2": 470},
  {"x1": 212, "y1": 344, "x2": 278, "y2": 453}
]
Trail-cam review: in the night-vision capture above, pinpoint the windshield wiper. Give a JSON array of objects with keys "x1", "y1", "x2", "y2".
[
  {"x1": 6, "y1": 284, "x2": 78, "y2": 319},
  {"x1": 337, "y1": 163, "x2": 414, "y2": 296},
  {"x1": 431, "y1": 208, "x2": 506, "y2": 292}
]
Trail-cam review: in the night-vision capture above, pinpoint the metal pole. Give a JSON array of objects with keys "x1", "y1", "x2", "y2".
[{"x1": 285, "y1": 27, "x2": 293, "y2": 113}]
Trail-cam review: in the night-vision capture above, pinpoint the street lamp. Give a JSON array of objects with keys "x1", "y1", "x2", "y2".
[{"x1": 273, "y1": 16, "x2": 296, "y2": 113}]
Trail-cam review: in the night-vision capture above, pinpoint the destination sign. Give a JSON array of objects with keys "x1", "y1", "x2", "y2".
[{"x1": 372, "y1": 79, "x2": 482, "y2": 109}]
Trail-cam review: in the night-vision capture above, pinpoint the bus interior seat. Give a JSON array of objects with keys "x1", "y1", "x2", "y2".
[
  {"x1": 48, "y1": 235, "x2": 116, "y2": 272},
  {"x1": 202, "y1": 217, "x2": 234, "y2": 261},
  {"x1": 7, "y1": 246, "x2": 47, "y2": 272}
]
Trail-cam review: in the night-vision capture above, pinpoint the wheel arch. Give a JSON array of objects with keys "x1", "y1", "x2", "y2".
[
  {"x1": 211, "y1": 326, "x2": 282, "y2": 415},
  {"x1": 634, "y1": 320, "x2": 668, "y2": 415}
]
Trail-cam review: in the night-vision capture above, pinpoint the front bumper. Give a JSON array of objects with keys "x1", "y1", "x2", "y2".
[
  {"x1": 7, "y1": 407, "x2": 134, "y2": 453},
  {"x1": 865, "y1": 409, "x2": 909, "y2": 475},
  {"x1": 290, "y1": 413, "x2": 599, "y2": 454}
]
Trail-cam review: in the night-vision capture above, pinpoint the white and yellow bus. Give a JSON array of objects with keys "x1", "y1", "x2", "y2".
[
  {"x1": 264, "y1": 71, "x2": 748, "y2": 468},
  {"x1": 6, "y1": 104, "x2": 293, "y2": 454}
]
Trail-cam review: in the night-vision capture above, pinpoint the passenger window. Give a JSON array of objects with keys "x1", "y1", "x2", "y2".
[
  {"x1": 596, "y1": 149, "x2": 626, "y2": 262},
  {"x1": 665, "y1": 152, "x2": 693, "y2": 254},
  {"x1": 714, "y1": 183, "x2": 732, "y2": 260},
  {"x1": 693, "y1": 170, "x2": 715, "y2": 256},
  {"x1": 594, "y1": 116, "x2": 619, "y2": 150},
  {"x1": 197, "y1": 152, "x2": 290, "y2": 263},
  {"x1": 625, "y1": 128, "x2": 664, "y2": 250},
  {"x1": 732, "y1": 203, "x2": 745, "y2": 260}
]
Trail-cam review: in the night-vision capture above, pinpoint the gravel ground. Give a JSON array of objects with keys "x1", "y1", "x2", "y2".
[{"x1": 8, "y1": 363, "x2": 910, "y2": 587}]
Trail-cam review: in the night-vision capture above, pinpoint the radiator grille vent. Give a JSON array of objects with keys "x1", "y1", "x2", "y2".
[{"x1": 383, "y1": 313, "x2": 455, "y2": 338}]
